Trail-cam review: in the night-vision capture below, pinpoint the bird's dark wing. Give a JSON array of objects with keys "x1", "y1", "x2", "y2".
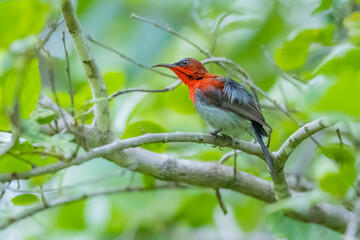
[{"x1": 199, "y1": 77, "x2": 271, "y2": 134}]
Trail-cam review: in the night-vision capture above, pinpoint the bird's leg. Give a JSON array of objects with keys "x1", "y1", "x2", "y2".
[
  {"x1": 209, "y1": 128, "x2": 223, "y2": 150},
  {"x1": 267, "y1": 128, "x2": 273, "y2": 148}
]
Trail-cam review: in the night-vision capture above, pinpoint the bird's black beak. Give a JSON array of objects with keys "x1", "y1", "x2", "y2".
[{"x1": 150, "y1": 63, "x2": 177, "y2": 69}]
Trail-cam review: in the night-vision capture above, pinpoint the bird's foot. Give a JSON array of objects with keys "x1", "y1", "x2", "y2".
[{"x1": 209, "y1": 128, "x2": 223, "y2": 150}]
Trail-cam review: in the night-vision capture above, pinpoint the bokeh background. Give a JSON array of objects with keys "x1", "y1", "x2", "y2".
[{"x1": 1, "y1": 0, "x2": 360, "y2": 239}]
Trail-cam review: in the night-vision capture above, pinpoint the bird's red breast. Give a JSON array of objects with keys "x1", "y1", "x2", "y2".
[{"x1": 187, "y1": 75, "x2": 224, "y2": 104}]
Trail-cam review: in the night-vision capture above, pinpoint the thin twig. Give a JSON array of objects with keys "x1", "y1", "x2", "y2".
[
  {"x1": 215, "y1": 188, "x2": 228, "y2": 215},
  {"x1": 336, "y1": 128, "x2": 344, "y2": 148},
  {"x1": 62, "y1": 31, "x2": 75, "y2": 117},
  {"x1": 109, "y1": 80, "x2": 182, "y2": 100},
  {"x1": 219, "y1": 150, "x2": 242, "y2": 164},
  {"x1": 87, "y1": 36, "x2": 177, "y2": 79},
  {"x1": 6, "y1": 170, "x2": 126, "y2": 194},
  {"x1": 210, "y1": 13, "x2": 230, "y2": 54},
  {"x1": 131, "y1": 13, "x2": 211, "y2": 57},
  {"x1": 261, "y1": 45, "x2": 306, "y2": 87},
  {"x1": 0, "y1": 182, "x2": 10, "y2": 202},
  {"x1": 42, "y1": 49, "x2": 69, "y2": 130},
  {"x1": 37, "y1": 19, "x2": 64, "y2": 53},
  {"x1": 0, "y1": 184, "x2": 188, "y2": 230},
  {"x1": 233, "y1": 149, "x2": 237, "y2": 178},
  {"x1": 39, "y1": 185, "x2": 49, "y2": 208}
]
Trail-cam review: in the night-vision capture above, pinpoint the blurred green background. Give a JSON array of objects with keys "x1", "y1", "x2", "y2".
[{"x1": 1, "y1": 0, "x2": 360, "y2": 239}]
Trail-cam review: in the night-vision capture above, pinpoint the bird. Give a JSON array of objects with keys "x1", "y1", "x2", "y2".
[{"x1": 151, "y1": 58, "x2": 274, "y2": 177}]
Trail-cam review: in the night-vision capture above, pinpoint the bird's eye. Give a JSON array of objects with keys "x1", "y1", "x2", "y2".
[{"x1": 178, "y1": 60, "x2": 189, "y2": 67}]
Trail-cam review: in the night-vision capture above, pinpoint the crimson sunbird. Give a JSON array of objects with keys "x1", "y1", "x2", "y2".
[{"x1": 152, "y1": 58, "x2": 274, "y2": 176}]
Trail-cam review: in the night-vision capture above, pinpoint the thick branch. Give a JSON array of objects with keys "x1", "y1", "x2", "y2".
[
  {"x1": 0, "y1": 117, "x2": 330, "y2": 182},
  {"x1": 0, "y1": 119, "x2": 350, "y2": 233},
  {"x1": 108, "y1": 148, "x2": 354, "y2": 233},
  {"x1": 60, "y1": 0, "x2": 110, "y2": 131}
]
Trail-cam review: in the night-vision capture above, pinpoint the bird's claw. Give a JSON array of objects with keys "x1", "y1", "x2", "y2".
[{"x1": 209, "y1": 129, "x2": 223, "y2": 150}]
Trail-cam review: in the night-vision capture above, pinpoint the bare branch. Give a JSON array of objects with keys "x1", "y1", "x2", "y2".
[{"x1": 61, "y1": 0, "x2": 110, "y2": 131}]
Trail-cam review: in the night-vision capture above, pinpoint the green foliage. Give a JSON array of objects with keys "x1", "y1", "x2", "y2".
[
  {"x1": 267, "y1": 213, "x2": 342, "y2": 240},
  {"x1": 0, "y1": 0, "x2": 48, "y2": 49},
  {"x1": 103, "y1": 71, "x2": 125, "y2": 94},
  {"x1": 233, "y1": 198, "x2": 265, "y2": 232},
  {"x1": 142, "y1": 174, "x2": 156, "y2": 189},
  {"x1": 318, "y1": 144, "x2": 356, "y2": 196},
  {"x1": 1, "y1": 0, "x2": 360, "y2": 238},
  {"x1": 122, "y1": 120, "x2": 167, "y2": 153},
  {"x1": 30, "y1": 174, "x2": 52, "y2": 186},
  {"x1": 311, "y1": 48, "x2": 360, "y2": 116},
  {"x1": 174, "y1": 193, "x2": 217, "y2": 227},
  {"x1": 0, "y1": 59, "x2": 41, "y2": 130},
  {"x1": 161, "y1": 84, "x2": 196, "y2": 114},
  {"x1": 275, "y1": 25, "x2": 334, "y2": 70},
  {"x1": 11, "y1": 194, "x2": 40, "y2": 206},
  {"x1": 313, "y1": 0, "x2": 332, "y2": 14},
  {"x1": 30, "y1": 105, "x2": 57, "y2": 125},
  {"x1": 0, "y1": 141, "x2": 58, "y2": 173},
  {"x1": 57, "y1": 201, "x2": 86, "y2": 230}
]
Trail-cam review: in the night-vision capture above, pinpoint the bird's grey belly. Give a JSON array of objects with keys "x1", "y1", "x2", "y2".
[{"x1": 194, "y1": 97, "x2": 252, "y2": 139}]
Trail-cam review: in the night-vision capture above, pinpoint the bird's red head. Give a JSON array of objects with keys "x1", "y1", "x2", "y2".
[{"x1": 151, "y1": 58, "x2": 208, "y2": 86}]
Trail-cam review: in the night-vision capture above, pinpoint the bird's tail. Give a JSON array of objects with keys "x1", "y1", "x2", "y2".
[{"x1": 252, "y1": 122, "x2": 275, "y2": 177}]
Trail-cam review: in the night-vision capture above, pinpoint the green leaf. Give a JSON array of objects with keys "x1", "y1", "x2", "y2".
[
  {"x1": 0, "y1": 59, "x2": 41, "y2": 122},
  {"x1": 30, "y1": 105, "x2": 57, "y2": 125},
  {"x1": 174, "y1": 193, "x2": 217, "y2": 227},
  {"x1": 11, "y1": 194, "x2": 40, "y2": 206},
  {"x1": 233, "y1": 198, "x2": 265, "y2": 232},
  {"x1": 275, "y1": 26, "x2": 334, "y2": 70},
  {"x1": 122, "y1": 120, "x2": 167, "y2": 153},
  {"x1": 343, "y1": 12, "x2": 360, "y2": 45},
  {"x1": 57, "y1": 201, "x2": 86, "y2": 230},
  {"x1": 0, "y1": 153, "x2": 31, "y2": 173},
  {"x1": 0, "y1": 0, "x2": 49, "y2": 49},
  {"x1": 30, "y1": 174, "x2": 52, "y2": 186},
  {"x1": 312, "y1": 48, "x2": 360, "y2": 116},
  {"x1": 142, "y1": 174, "x2": 156, "y2": 189},
  {"x1": 313, "y1": 0, "x2": 332, "y2": 15},
  {"x1": 161, "y1": 84, "x2": 196, "y2": 114},
  {"x1": 103, "y1": 71, "x2": 125, "y2": 94},
  {"x1": 316, "y1": 144, "x2": 356, "y2": 196}
]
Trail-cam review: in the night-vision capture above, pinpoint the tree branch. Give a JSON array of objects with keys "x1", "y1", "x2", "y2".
[
  {"x1": 0, "y1": 117, "x2": 330, "y2": 182},
  {"x1": 60, "y1": 0, "x2": 110, "y2": 131},
  {"x1": 0, "y1": 118, "x2": 347, "y2": 233},
  {"x1": 107, "y1": 148, "x2": 354, "y2": 233},
  {"x1": 274, "y1": 117, "x2": 333, "y2": 166}
]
